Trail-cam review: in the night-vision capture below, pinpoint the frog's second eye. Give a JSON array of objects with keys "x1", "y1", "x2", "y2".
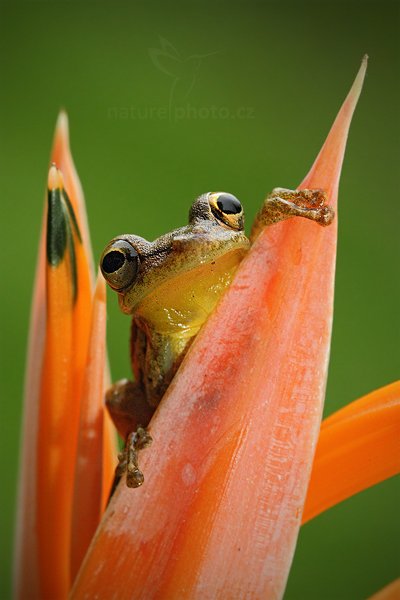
[
  {"x1": 209, "y1": 192, "x2": 244, "y2": 230},
  {"x1": 100, "y1": 240, "x2": 140, "y2": 291}
]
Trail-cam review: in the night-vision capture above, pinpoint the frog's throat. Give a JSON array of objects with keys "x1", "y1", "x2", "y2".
[{"x1": 130, "y1": 249, "x2": 245, "y2": 407}]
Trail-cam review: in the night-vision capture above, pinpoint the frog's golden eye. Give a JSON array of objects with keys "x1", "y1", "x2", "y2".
[
  {"x1": 208, "y1": 192, "x2": 244, "y2": 231},
  {"x1": 100, "y1": 239, "x2": 140, "y2": 291}
]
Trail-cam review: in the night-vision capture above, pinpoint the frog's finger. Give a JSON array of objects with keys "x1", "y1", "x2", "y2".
[{"x1": 251, "y1": 187, "x2": 335, "y2": 241}]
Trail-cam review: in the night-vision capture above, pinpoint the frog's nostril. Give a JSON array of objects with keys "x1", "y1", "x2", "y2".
[{"x1": 102, "y1": 250, "x2": 125, "y2": 273}]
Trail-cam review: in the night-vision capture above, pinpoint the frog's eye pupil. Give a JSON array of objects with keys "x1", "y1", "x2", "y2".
[
  {"x1": 208, "y1": 192, "x2": 244, "y2": 231},
  {"x1": 102, "y1": 250, "x2": 125, "y2": 273},
  {"x1": 216, "y1": 194, "x2": 242, "y2": 215}
]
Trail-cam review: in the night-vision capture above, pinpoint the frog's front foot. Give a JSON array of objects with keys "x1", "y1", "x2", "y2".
[
  {"x1": 117, "y1": 427, "x2": 153, "y2": 488},
  {"x1": 251, "y1": 187, "x2": 334, "y2": 241}
]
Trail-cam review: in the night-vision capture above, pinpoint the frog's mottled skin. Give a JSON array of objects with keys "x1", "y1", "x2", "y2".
[{"x1": 101, "y1": 188, "x2": 333, "y2": 487}]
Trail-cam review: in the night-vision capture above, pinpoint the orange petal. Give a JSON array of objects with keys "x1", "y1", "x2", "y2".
[
  {"x1": 14, "y1": 218, "x2": 46, "y2": 599},
  {"x1": 51, "y1": 111, "x2": 94, "y2": 279},
  {"x1": 39, "y1": 159, "x2": 102, "y2": 596},
  {"x1": 302, "y1": 381, "x2": 400, "y2": 524},
  {"x1": 369, "y1": 579, "x2": 400, "y2": 600},
  {"x1": 52, "y1": 113, "x2": 117, "y2": 499},
  {"x1": 101, "y1": 398, "x2": 118, "y2": 511},
  {"x1": 14, "y1": 115, "x2": 100, "y2": 599},
  {"x1": 36, "y1": 165, "x2": 82, "y2": 598},
  {"x1": 70, "y1": 273, "x2": 108, "y2": 581},
  {"x1": 72, "y1": 58, "x2": 367, "y2": 599}
]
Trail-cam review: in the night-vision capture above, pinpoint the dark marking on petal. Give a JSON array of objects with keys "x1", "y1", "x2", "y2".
[
  {"x1": 47, "y1": 187, "x2": 67, "y2": 266},
  {"x1": 62, "y1": 188, "x2": 82, "y2": 243},
  {"x1": 66, "y1": 220, "x2": 78, "y2": 303},
  {"x1": 47, "y1": 184, "x2": 81, "y2": 303}
]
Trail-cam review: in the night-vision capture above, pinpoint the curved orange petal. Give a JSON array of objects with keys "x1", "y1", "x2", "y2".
[
  {"x1": 51, "y1": 111, "x2": 94, "y2": 278},
  {"x1": 101, "y1": 400, "x2": 118, "y2": 510},
  {"x1": 369, "y1": 579, "x2": 400, "y2": 600},
  {"x1": 14, "y1": 115, "x2": 107, "y2": 599},
  {"x1": 70, "y1": 273, "x2": 108, "y2": 580},
  {"x1": 72, "y1": 58, "x2": 367, "y2": 600},
  {"x1": 303, "y1": 381, "x2": 400, "y2": 524},
  {"x1": 14, "y1": 219, "x2": 46, "y2": 599},
  {"x1": 53, "y1": 114, "x2": 117, "y2": 506},
  {"x1": 36, "y1": 166, "x2": 81, "y2": 598}
]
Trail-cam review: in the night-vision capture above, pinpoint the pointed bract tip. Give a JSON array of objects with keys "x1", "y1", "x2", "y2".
[
  {"x1": 350, "y1": 54, "x2": 368, "y2": 102},
  {"x1": 56, "y1": 109, "x2": 69, "y2": 136},
  {"x1": 54, "y1": 110, "x2": 70, "y2": 155},
  {"x1": 300, "y1": 55, "x2": 368, "y2": 198},
  {"x1": 47, "y1": 164, "x2": 64, "y2": 191},
  {"x1": 48, "y1": 164, "x2": 59, "y2": 190}
]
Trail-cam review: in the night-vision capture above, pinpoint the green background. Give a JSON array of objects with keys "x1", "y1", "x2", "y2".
[{"x1": 1, "y1": 1, "x2": 399, "y2": 598}]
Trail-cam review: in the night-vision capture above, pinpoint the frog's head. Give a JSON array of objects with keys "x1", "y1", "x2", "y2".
[{"x1": 100, "y1": 192, "x2": 250, "y2": 315}]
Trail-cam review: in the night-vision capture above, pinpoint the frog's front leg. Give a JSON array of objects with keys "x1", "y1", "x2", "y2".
[
  {"x1": 251, "y1": 187, "x2": 334, "y2": 241},
  {"x1": 106, "y1": 379, "x2": 154, "y2": 488}
]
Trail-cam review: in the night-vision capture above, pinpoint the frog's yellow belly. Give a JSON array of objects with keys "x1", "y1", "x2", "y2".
[
  {"x1": 133, "y1": 249, "x2": 244, "y2": 405},
  {"x1": 135, "y1": 249, "x2": 243, "y2": 337}
]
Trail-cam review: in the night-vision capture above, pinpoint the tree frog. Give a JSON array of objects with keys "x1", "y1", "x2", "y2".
[{"x1": 100, "y1": 188, "x2": 334, "y2": 487}]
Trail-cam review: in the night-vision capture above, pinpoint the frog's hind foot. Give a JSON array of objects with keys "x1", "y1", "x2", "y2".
[
  {"x1": 251, "y1": 187, "x2": 334, "y2": 241},
  {"x1": 119, "y1": 427, "x2": 153, "y2": 488}
]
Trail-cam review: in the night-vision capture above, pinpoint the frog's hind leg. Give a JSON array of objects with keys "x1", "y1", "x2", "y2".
[
  {"x1": 106, "y1": 379, "x2": 154, "y2": 492},
  {"x1": 250, "y1": 187, "x2": 335, "y2": 241},
  {"x1": 106, "y1": 378, "x2": 154, "y2": 439}
]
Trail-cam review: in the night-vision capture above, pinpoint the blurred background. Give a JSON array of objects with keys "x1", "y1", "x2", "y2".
[{"x1": 1, "y1": 1, "x2": 399, "y2": 598}]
